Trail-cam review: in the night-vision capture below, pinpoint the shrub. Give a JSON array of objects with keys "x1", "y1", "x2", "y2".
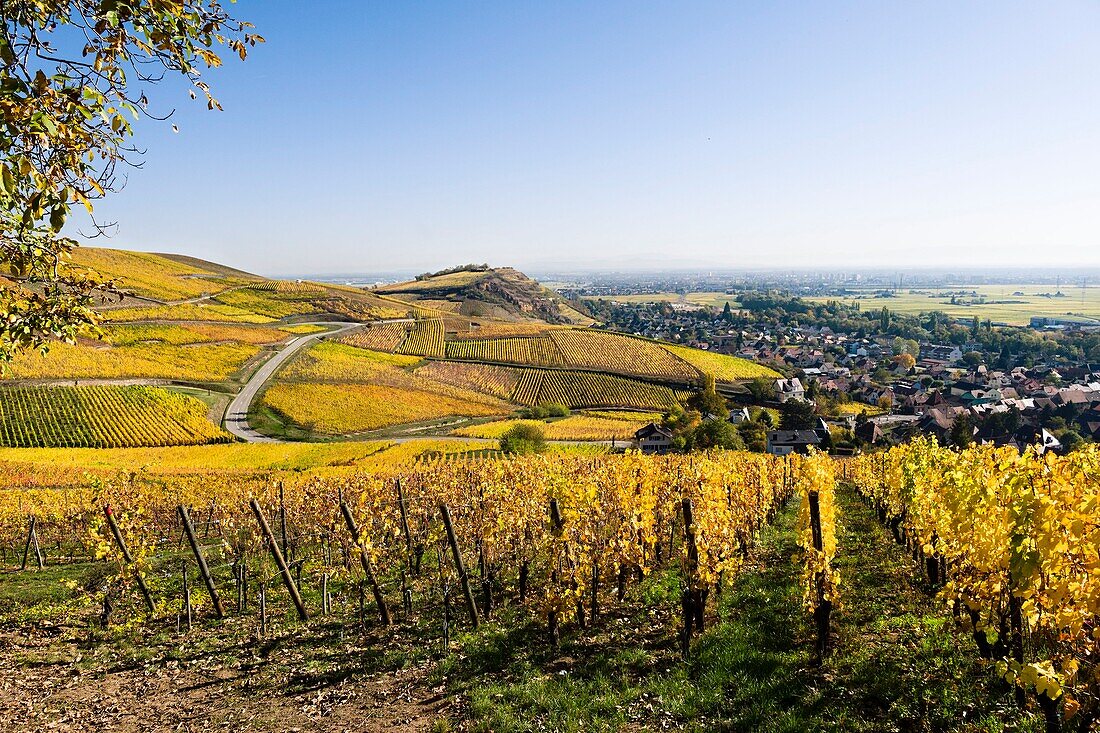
[{"x1": 500, "y1": 423, "x2": 547, "y2": 454}]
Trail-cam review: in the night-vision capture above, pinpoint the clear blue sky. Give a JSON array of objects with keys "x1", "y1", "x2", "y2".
[{"x1": 71, "y1": 1, "x2": 1100, "y2": 276}]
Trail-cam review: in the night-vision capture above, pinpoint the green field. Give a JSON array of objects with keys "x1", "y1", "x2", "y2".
[
  {"x1": 807, "y1": 283, "x2": 1100, "y2": 326},
  {"x1": 589, "y1": 291, "x2": 740, "y2": 308}
]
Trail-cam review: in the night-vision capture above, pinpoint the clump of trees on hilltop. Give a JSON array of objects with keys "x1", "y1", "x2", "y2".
[{"x1": 415, "y1": 264, "x2": 491, "y2": 280}]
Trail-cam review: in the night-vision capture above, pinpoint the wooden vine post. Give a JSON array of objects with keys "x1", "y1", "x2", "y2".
[
  {"x1": 396, "y1": 479, "x2": 415, "y2": 570},
  {"x1": 249, "y1": 499, "x2": 309, "y2": 621},
  {"x1": 177, "y1": 505, "x2": 224, "y2": 618},
  {"x1": 21, "y1": 514, "x2": 43, "y2": 571},
  {"x1": 440, "y1": 504, "x2": 480, "y2": 629},
  {"x1": 807, "y1": 491, "x2": 832, "y2": 661},
  {"x1": 338, "y1": 500, "x2": 391, "y2": 625},
  {"x1": 103, "y1": 505, "x2": 155, "y2": 614}
]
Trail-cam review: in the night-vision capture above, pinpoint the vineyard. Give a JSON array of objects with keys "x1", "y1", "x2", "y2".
[
  {"x1": 261, "y1": 342, "x2": 511, "y2": 434},
  {"x1": 512, "y1": 368, "x2": 685, "y2": 410},
  {"x1": 452, "y1": 414, "x2": 653, "y2": 441},
  {"x1": 5, "y1": 340, "x2": 266, "y2": 382},
  {"x1": 3, "y1": 444, "x2": 1074, "y2": 731},
  {"x1": 414, "y1": 360, "x2": 522, "y2": 400},
  {"x1": 550, "y1": 329, "x2": 700, "y2": 380},
  {"x1": 847, "y1": 440, "x2": 1100, "y2": 731},
  {"x1": 338, "y1": 321, "x2": 410, "y2": 352},
  {"x1": 0, "y1": 450, "x2": 832, "y2": 666},
  {"x1": 68, "y1": 247, "x2": 256, "y2": 301},
  {"x1": 0, "y1": 386, "x2": 231, "y2": 448},
  {"x1": 445, "y1": 334, "x2": 567, "y2": 366},
  {"x1": 397, "y1": 319, "x2": 446, "y2": 358}
]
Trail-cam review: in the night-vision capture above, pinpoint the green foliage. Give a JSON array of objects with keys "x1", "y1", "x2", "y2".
[
  {"x1": 949, "y1": 412, "x2": 974, "y2": 448},
  {"x1": 499, "y1": 423, "x2": 547, "y2": 454},
  {"x1": 522, "y1": 402, "x2": 570, "y2": 419},
  {"x1": 689, "y1": 418, "x2": 745, "y2": 451},
  {"x1": 0, "y1": 2, "x2": 260, "y2": 363},
  {"x1": 746, "y1": 376, "x2": 777, "y2": 403},
  {"x1": 691, "y1": 373, "x2": 729, "y2": 417},
  {"x1": 778, "y1": 399, "x2": 816, "y2": 430}
]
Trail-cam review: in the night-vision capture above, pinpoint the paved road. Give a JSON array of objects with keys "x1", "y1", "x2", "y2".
[{"x1": 224, "y1": 322, "x2": 362, "y2": 442}]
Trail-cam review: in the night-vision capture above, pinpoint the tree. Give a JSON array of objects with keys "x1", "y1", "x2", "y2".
[
  {"x1": 779, "y1": 399, "x2": 816, "y2": 430},
  {"x1": 721, "y1": 301, "x2": 734, "y2": 322},
  {"x1": 693, "y1": 373, "x2": 728, "y2": 417},
  {"x1": 892, "y1": 353, "x2": 915, "y2": 371},
  {"x1": 1059, "y1": 430, "x2": 1084, "y2": 453},
  {"x1": 736, "y1": 420, "x2": 767, "y2": 452},
  {"x1": 689, "y1": 418, "x2": 744, "y2": 451},
  {"x1": 962, "y1": 351, "x2": 983, "y2": 367},
  {"x1": 500, "y1": 423, "x2": 547, "y2": 454},
  {"x1": 0, "y1": 3, "x2": 261, "y2": 363},
  {"x1": 746, "y1": 376, "x2": 777, "y2": 403},
  {"x1": 877, "y1": 395, "x2": 893, "y2": 412},
  {"x1": 950, "y1": 412, "x2": 974, "y2": 448}
]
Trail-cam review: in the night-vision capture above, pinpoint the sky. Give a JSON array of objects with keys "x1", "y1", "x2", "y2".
[{"x1": 69, "y1": 1, "x2": 1100, "y2": 277}]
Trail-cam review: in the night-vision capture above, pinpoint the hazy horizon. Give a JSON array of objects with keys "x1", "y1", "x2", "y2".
[{"x1": 66, "y1": 2, "x2": 1100, "y2": 275}]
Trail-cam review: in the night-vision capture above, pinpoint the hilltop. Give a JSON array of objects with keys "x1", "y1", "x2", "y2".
[{"x1": 373, "y1": 265, "x2": 594, "y2": 325}]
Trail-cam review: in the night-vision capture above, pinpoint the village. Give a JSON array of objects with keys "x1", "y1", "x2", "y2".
[{"x1": 596, "y1": 294, "x2": 1100, "y2": 456}]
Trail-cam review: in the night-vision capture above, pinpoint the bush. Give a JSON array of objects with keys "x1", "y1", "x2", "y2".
[
  {"x1": 541, "y1": 403, "x2": 570, "y2": 418},
  {"x1": 500, "y1": 423, "x2": 547, "y2": 454},
  {"x1": 689, "y1": 418, "x2": 745, "y2": 451}
]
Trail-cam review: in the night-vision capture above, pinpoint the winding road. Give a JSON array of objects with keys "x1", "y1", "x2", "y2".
[{"x1": 223, "y1": 322, "x2": 365, "y2": 442}]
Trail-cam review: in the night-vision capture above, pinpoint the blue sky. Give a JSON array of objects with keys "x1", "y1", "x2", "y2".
[{"x1": 72, "y1": 2, "x2": 1100, "y2": 276}]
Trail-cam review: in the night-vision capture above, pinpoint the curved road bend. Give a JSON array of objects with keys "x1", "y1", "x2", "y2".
[{"x1": 224, "y1": 322, "x2": 364, "y2": 442}]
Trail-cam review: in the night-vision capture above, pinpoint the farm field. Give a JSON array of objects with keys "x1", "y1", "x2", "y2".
[
  {"x1": 259, "y1": 342, "x2": 512, "y2": 435},
  {"x1": 453, "y1": 412, "x2": 651, "y2": 441},
  {"x1": 5, "y1": 340, "x2": 268, "y2": 382},
  {"x1": 0, "y1": 447, "x2": 1061, "y2": 732},
  {"x1": 68, "y1": 247, "x2": 257, "y2": 301},
  {"x1": 0, "y1": 385, "x2": 230, "y2": 448},
  {"x1": 663, "y1": 342, "x2": 779, "y2": 381},
  {"x1": 3, "y1": 247, "x2": 783, "y2": 444},
  {"x1": 806, "y1": 283, "x2": 1100, "y2": 325},
  {"x1": 586, "y1": 291, "x2": 741, "y2": 309}
]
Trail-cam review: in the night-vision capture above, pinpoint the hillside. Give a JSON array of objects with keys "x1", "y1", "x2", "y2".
[
  {"x1": 3, "y1": 247, "x2": 779, "y2": 446},
  {"x1": 373, "y1": 265, "x2": 594, "y2": 325}
]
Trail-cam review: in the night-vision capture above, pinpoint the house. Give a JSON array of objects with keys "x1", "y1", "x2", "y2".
[
  {"x1": 766, "y1": 430, "x2": 822, "y2": 455},
  {"x1": 634, "y1": 423, "x2": 674, "y2": 454},
  {"x1": 855, "y1": 421, "x2": 884, "y2": 445},
  {"x1": 774, "y1": 378, "x2": 805, "y2": 403},
  {"x1": 920, "y1": 344, "x2": 964, "y2": 366},
  {"x1": 728, "y1": 407, "x2": 751, "y2": 424}
]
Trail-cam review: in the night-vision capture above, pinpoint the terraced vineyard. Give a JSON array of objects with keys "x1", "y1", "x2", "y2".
[
  {"x1": 663, "y1": 343, "x2": 779, "y2": 381},
  {"x1": 445, "y1": 335, "x2": 566, "y2": 366},
  {"x1": 513, "y1": 369, "x2": 681, "y2": 410},
  {"x1": 415, "y1": 361, "x2": 522, "y2": 400},
  {"x1": 0, "y1": 386, "x2": 231, "y2": 448},
  {"x1": 338, "y1": 322, "x2": 409, "y2": 352},
  {"x1": 397, "y1": 319, "x2": 446, "y2": 358},
  {"x1": 550, "y1": 329, "x2": 699, "y2": 379}
]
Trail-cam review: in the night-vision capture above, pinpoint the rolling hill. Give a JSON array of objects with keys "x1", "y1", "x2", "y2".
[
  {"x1": 373, "y1": 265, "x2": 594, "y2": 325},
  {"x1": 2, "y1": 247, "x2": 779, "y2": 446}
]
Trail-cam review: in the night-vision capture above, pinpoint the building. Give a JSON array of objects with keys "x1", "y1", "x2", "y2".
[
  {"x1": 634, "y1": 423, "x2": 674, "y2": 454},
  {"x1": 728, "y1": 407, "x2": 751, "y2": 424},
  {"x1": 774, "y1": 378, "x2": 805, "y2": 402},
  {"x1": 766, "y1": 429, "x2": 822, "y2": 455}
]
